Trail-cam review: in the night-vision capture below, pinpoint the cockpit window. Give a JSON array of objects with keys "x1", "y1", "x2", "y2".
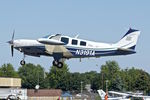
[
  {"x1": 49, "y1": 34, "x2": 61, "y2": 40},
  {"x1": 49, "y1": 36, "x2": 55, "y2": 39},
  {"x1": 61, "y1": 37, "x2": 69, "y2": 44},
  {"x1": 80, "y1": 41, "x2": 86, "y2": 46},
  {"x1": 43, "y1": 34, "x2": 61, "y2": 39},
  {"x1": 72, "y1": 39, "x2": 78, "y2": 45}
]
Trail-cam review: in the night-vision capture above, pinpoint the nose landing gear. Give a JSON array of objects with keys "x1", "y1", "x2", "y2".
[
  {"x1": 20, "y1": 60, "x2": 26, "y2": 65},
  {"x1": 20, "y1": 54, "x2": 26, "y2": 66}
]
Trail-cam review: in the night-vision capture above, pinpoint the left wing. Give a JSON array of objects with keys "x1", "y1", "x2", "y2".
[
  {"x1": 45, "y1": 45, "x2": 73, "y2": 58},
  {"x1": 37, "y1": 36, "x2": 73, "y2": 58}
]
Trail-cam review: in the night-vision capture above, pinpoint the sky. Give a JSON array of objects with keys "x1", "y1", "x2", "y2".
[{"x1": 0, "y1": 0, "x2": 149, "y2": 73}]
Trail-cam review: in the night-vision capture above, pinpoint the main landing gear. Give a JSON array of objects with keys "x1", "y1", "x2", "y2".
[{"x1": 52, "y1": 60, "x2": 64, "y2": 68}]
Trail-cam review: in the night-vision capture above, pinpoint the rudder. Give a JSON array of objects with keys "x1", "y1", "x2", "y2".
[{"x1": 116, "y1": 28, "x2": 140, "y2": 50}]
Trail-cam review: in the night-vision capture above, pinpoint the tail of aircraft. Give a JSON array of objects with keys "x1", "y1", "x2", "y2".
[
  {"x1": 97, "y1": 89, "x2": 106, "y2": 99},
  {"x1": 116, "y1": 28, "x2": 140, "y2": 50}
]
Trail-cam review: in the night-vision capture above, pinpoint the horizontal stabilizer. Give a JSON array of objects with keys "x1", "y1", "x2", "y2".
[{"x1": 117, "y1": 48, "x2": 136, "y2": 54}]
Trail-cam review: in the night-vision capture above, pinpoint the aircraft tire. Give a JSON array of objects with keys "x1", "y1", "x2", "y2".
[
  {"x1": 7, "y1": 95, "x2": 17, "y2": 100},
  {"x1": 20, "y1": 60, "x2": 25, "y2": 65},
  {"x1": 53, "y1": 60, "x2": 58, "y2": 66},
  {"x1": 57, "y1": 62, "x2": 63, "y2": 68}
]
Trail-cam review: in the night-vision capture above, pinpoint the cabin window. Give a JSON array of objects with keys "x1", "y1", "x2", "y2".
[
  {"x1": 80, "y1": 41, "x2": 86, "y2": 46},
  {"x1": 72, "y1": 39, "x2": 78, "y2": 45},
  {"x1": 61, "y1": 37, "x2": 69, "y2": 44}
]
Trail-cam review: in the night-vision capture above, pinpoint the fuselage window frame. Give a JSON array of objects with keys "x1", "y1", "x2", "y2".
[
  {"x1": 61, "y1": 37, "x2": 69, "y2": 44},
  {"x1": 72, "y1": 39, "x2": 78, "y2": 45},
  {"x1": 80, "y1": 41, "x2": 86, "y2": 46}
]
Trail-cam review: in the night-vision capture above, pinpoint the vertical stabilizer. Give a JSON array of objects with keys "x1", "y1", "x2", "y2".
[
  {"x1": 97, "y1": 89, "x2": 106, "y2": 99},
  {"x1": 116, "y1": 28, "x2": 140, "y2": 50}
]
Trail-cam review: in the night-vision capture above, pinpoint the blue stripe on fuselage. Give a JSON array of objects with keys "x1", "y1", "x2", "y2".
[
  {"x1": 66, "y1": 47, "x2": 135, "y2": 57},
  {"x1": 15, "y1": 45, "x2": 136, "y2": 58},
  {"x1": 66, "y1": 47, "x2": 117, "y2": 57}
]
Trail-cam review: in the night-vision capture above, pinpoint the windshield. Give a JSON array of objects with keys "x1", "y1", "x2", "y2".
[
  {"x1": 49, "y1": 34, "x2": 61, "y2": 40},
  {"x1": 42, "y1": 34, "x2": 61, "y2": 40},
  {"x1": 43, "y1": 35, "x2": 50, "y2": 38}
]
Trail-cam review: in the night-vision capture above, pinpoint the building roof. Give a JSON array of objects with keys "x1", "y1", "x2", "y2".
[
  {"x1": 0, "y1": 77, "x2": 21, "y2": 88},
  {"x1": 27, "y1": 89, "x2": 62, "y2": 97}
]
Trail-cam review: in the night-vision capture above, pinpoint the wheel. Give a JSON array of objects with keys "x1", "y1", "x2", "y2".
[
  {"x1": 17, "y1": 97, "x2": 21, "y2": 100},
  {"x1": 20, "y1": 60, "x2": 25, "y2": 65},
  {"x1": 7, "y1": 95, "x2": 16, "y2": 100},
  {"x1": 57, "y1": 62, "x2": 63, "y2": 68},
  {"x1": 52, "y1": 60, "x2": 58, "y2": 66}
]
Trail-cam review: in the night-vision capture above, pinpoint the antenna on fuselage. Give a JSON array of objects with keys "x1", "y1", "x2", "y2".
[{"x1": 75, "y1": 34, "x2": 79, "y2": 38}]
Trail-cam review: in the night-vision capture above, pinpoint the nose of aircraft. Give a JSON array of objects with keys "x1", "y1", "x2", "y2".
[
  {"x1": 7, "y1": 40, "x2": 13, "y2": 45},
  {"x1": 37, "y1": 38, "x2": 43, "y2": 42},
  {"x1": 37, "y1": 38, "x2": 47, "y2": 44}
]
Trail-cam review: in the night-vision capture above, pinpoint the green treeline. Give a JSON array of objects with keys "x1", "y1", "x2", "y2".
[{"x1": 0, "y1": 61, "x2": 150, "y2": 94}]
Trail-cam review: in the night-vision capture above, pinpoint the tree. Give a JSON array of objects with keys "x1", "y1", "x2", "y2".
[
  {"x1": 84, "y1": 71, "x2": 98, "y2": 84},
  {"x1": 100, "y1": 61, "x2": 121, "y2": 91},
  {"x1": 120, "y1": 67, "x2": 150, "y2": 93},
  {"x1": 18, "y1": 63, "x2": 46, "y2": 89},
  {"x1": 101, "y1": 61, "x2": 120, "y2": 80},
  {"x1": 1, "y1": 60, "x2": 150, "y2": 94},
  {"x1": 91, "y1": 73, "x2": 101, "y2": 91},
  {"x1": 134, "y1": 70, "x2": 150, "y2": 92},
  {"x1": 83, "y1": 71, "x2": 101, "y2": 91},
  {"x1": 69, "y1": 72, "x2": 83, "y2": 93},
  {"x1": 110, "y1": 75, "x2": 124, "y2": 91},
  {"x1": 48, "y1": 63, "x2": 70, "y2": 91},
  {"x1": 0, "y1": 63, "x2": 18, "y2": 77}
]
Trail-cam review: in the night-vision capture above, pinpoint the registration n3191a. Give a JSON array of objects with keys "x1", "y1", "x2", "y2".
[{"x1": 75, "y1": 49, "x2": 95, "y2": 56}]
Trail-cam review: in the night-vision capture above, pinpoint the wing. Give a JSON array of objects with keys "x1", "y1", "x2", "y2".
[
  {"x1": 45, "y1": 45, "x2": 73, "y2": 58},
  {"x1": 38, "y1": 34, "x2": 73, "y2": 58},
  {"x1": 109, "y1": 91, "x2": 129, "y2": 96},
  {"x1": 38, "y1": 38, "x2": 64, "y2": 45}
]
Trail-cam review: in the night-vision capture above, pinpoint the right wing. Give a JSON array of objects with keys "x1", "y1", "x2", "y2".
[{"x1": 37, "y1": 38, "x2": 64, "y2": 45}]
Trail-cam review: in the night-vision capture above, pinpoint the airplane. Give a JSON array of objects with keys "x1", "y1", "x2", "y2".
[
  {"x1": 97, "y1": 89, "x2": 130, "y2": 100},
  {"x1": 7, "y1": 28, "x2": 140, "y2": 68},
  {"x1": 109, "y1": 90, "x2": 150, "y2": 100}
]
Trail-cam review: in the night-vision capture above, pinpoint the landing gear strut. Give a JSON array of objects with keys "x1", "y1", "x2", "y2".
[
  {"x1": 52, "y1": 60, "x2": 63, "y2": 68},
  {"x1": 20, "y1": 54, "x2": 26, "y2": 66}
]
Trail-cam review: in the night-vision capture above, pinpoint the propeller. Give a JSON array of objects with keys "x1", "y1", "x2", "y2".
[{"x1": 7, "y1": 30, "x2": 15, "y2": 57}]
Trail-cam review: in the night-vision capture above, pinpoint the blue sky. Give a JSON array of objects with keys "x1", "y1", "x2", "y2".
[{"x1": 0, "y1": 0, "x2": 149, "y2": 73}]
